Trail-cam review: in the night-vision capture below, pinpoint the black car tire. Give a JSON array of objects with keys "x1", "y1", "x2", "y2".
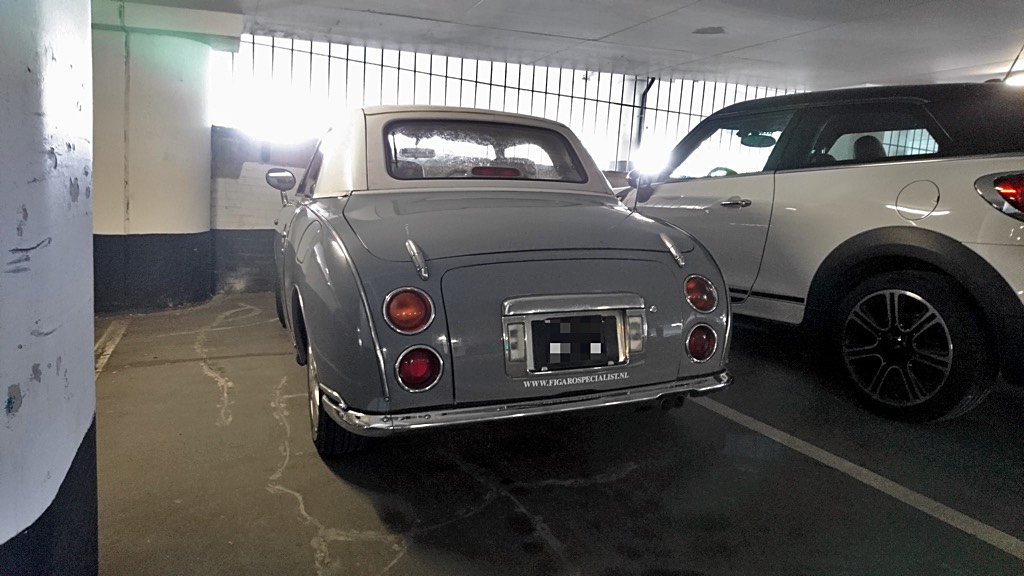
[
  {"x1": 307, "y1": 342, "x2": 373, "y2": 456},
  {"x1": 836, "y1": 271, "x2": 996, "y2": 422}
]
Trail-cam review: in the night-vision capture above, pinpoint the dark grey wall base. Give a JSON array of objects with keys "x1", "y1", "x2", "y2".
[
  {"x1": 212, "y1": 229, "x2": 277, "y2": 294},
  {"x1": 0, "y1": 418, "x2": 97, "y2": 576},
  {"x1": 95, "y1": 232, "x2": 213, "y2": 313}
]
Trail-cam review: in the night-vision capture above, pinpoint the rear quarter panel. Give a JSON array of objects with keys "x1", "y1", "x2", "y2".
[
  {"x1": 757, "y1": 154, "x2": 1024, "y2": 303},
  {"x1": 287, "y1": 200, "x2": 390, "y2": 414}
]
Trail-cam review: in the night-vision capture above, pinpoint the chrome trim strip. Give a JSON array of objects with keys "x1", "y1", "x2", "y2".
[
  {"x1": 660, "y1": 233, "x2": 686, "y2": 268},
  {"x1": 394, "y1": 345, "x2": 444, "y2": 393},
  {"x1": 405, "y1": 238, "x2": 429, "y2": 280},
  {"x1": 319, "y1": 370, "x2": 733, "y2": 436},
  {"x1": 502, "y1": 292, "x2": 644, "y2": 315},
  {"x1": 382, "y1": 287, "x2": 435, "y2": 335}
]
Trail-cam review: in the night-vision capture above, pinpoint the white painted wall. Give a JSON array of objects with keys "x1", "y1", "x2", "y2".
[
  {"x1": 92, "y1": 28, "x2": 127, "y2": 234},
  {"x1": 0, "y1": 0, "x2": 94, "y2": 543},
  {"x1": 91, "y1": 1, "x2": 242, "y2": 235},
  {"x1": 92, "y1": 30, "x2": 212, "y2": 234},
  {"x1": 127, "y1": 33, "x2": 212, "y2": 234},
  {"x1": 212, "y1": 163, "x2": 306, "y2": 230}
]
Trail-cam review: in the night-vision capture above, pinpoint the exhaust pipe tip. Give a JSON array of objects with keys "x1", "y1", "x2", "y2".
[{"x1": 659, "y1": 394, "x2": 687, "y2": 411}]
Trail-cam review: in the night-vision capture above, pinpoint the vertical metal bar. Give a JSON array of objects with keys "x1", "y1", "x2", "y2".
[
  {"x1": 540, "y1": 64, "x2": 548, "y2": 117},
  {"x1": 473, "y1": 58, "x2": 479, "y2": 108},
  {"x1": 326, "y1": 43, "x2": 332, "y2": 101},
  {"x1": 709, "y1": 81, "x2": 718, "y2": 118},
  {"x1": 671, "y1": 78, "x2": 679, "y2": 138},
  {"x1": 569, "y1": 68, "x2": 578, "y2": 129},
  {"x1": 598, "y1": 72, "x2": 606, "y2": 154},
  {"x1": 614, "y1": 74, "x2": 627, "y2": 167},
  {"x1": 554, "y1": 67, "x2": 562, "y2": 120}
]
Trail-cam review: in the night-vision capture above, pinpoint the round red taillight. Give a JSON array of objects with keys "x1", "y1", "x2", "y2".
[
  {"x1": 384, "y1": 288, "x2": 433, "y2": 334},
  {"x1": 687, "y1": 324, "x2": 717, "y2": 363},
  {"x1": 685, "y1": 275, "x2": 718, "y2": 313},
  {"x1": 396, "y1": 346, "x2": 442, "y2": 391}
]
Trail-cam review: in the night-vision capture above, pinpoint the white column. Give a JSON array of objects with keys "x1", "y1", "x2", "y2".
[
  {"x1": 0, "y1": 0, "x2": 94, "y2": 543},
  {"x1": 92, "y1": 29, "x2": 213, "y2": 235}
]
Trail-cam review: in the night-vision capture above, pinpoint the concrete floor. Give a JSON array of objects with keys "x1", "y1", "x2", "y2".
[{"x1": 95, "y1": 293, "x2": 1024, "y2": 576}]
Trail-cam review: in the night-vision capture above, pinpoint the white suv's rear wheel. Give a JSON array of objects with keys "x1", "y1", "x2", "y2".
[{"x1": 837, "y1": 271, "x2": 996, "y2": 422}]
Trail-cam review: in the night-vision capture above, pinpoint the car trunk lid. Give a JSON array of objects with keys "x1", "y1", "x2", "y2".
[{"x1": 341, "y1": 190, "x2": 694, "y2": 261}]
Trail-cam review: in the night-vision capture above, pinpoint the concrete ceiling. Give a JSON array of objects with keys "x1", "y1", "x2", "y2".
[{"x1": 130, "y1": 0, "x2": 1024, "y2": 90}]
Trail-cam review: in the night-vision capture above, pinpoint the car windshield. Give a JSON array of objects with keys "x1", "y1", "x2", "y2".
[{"x1": 385, "y1": 120, "x2": 588, "y2": 183}]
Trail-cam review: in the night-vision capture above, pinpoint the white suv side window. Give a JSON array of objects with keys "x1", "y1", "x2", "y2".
[
  {"x1": 668, "y1": 111, "x2": 793, "y2": 179},
  {"x1": 827, "y1": 129, "x2": 938, "y2": 161},
  {"x1": 801, "y1": 106, "x2": 942, "y2": 167}
]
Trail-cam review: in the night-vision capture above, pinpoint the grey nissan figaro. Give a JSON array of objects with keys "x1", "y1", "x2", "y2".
[{"x1": 265, "y1": 105, "x2": 733, "y2": 456}]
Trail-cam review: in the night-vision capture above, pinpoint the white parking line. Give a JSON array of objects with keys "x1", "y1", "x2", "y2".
[
  {"x1": 692, "y1": 396, "x2": 1024, "y2": 562},
  {"x1": 94, "y1": 319, "x2": 129, "y2": 376}
]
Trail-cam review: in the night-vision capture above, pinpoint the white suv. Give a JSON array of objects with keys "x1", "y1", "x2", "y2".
[{"x1": 629, "y1": 83, "x2": 1024, "y2": 422}]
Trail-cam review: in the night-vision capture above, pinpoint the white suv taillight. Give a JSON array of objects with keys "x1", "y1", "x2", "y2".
[
  {"x1": 976, "y1": 172, "x2": 1024, "y2": 222},
  {"x1": 995, "y1": 175, "x2": 1024, "y2": 212}
]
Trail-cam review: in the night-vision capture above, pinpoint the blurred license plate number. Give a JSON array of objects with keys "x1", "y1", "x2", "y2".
[{"x1": 531, "y1": 315, "x2": 619, "y2": 372}]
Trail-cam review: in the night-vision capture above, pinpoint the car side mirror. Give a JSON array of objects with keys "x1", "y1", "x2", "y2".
[
  {"x1": 627, "y1": 169, "x2": 655, "y2": 204},
  {"x1": 266, "y1": 168, "x2": 296, "y2": 205}
]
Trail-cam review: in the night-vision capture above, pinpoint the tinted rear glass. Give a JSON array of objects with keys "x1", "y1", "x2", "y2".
[
  {"x1": 384, "y1": 120, "x2": 587, "y2": 183},
  {"x1": 927, "y1": 88, "x2": 1024, "y2": 156}
]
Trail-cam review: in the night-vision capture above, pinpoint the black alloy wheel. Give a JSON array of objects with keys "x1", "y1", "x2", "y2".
[{"x1": 837, "y1": 271, "x2": 996, "y2": 422}]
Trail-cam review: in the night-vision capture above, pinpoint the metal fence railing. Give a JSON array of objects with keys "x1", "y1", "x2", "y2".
[{"x1": 209, "y1": 34, "x2": 798, "y2": 170}]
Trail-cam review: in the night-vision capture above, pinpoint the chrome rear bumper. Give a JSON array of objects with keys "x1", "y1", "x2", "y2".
[{"x1": 319, "y1": 371, "x2": 732, "y2": 437}]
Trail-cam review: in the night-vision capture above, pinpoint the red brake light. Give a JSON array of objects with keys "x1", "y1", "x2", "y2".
[
  {"x1": 384, "y1": 288, "x2": 433, "y2": 334},
  {"x1": 687, "y1": 325, "x2": 717, "y2": 363},
  {"x1": 685, "y1": 275, "x2": 718, "y2": 313},
  {"x1": 994, "y1": 174, "x2": 1024, "y2": 212},
  {"x1": 470, "y1": 166, "x2": 522, "y2": 178},
  {"x1": 396, "y1": 347, "x2": 442, "y2": 391}
]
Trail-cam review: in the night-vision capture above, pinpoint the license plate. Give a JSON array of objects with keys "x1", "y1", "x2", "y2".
[{"x1": 530, "y1": 314, "x2": 620, "y2": 372}]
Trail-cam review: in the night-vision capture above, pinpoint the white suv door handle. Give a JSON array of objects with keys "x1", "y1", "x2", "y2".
[{"x1": 721, "y1": 196, "x2": 752, "y2": 208}]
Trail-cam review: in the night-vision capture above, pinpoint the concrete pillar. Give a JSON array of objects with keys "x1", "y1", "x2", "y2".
[
  {"x1": 91, "y1": 1, "x2": 242, "y2": 311},
  {"x1": 0, "y1": 0, "x2": 97, "y2": 574}
]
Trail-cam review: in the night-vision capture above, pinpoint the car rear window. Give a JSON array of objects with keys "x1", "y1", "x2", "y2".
[
  {"x1": 927, "y1": 88, "x2": 1024, "y2": 156},
  {"x1": 384, "y1": 120, "x2": 587, "y2": 183}
]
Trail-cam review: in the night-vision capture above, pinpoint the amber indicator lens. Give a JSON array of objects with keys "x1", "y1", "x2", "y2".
[
  {"x1": 994, "y1": 174, "x2": 1024, "y2": 212},
  {"x1": 385, "y1": 289, "x2": 433, "y2": 333},
  {"x1": 687, "y1": 325, "x2": 717, "y2": 362},
  {"x1": 397, "y1": 347, "x2": 442, "y2": 390},
  {"x1": 685, "y1": 275, "x2": 717, "y2": 312}
]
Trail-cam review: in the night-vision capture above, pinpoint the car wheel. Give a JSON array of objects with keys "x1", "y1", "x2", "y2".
[
  {"x1": 306, "y1": 341, "x2": 373, "y2": 456},
  {"x1": 274, "y1": 284, "x2": 286, "y2": 328},
  {"x1": 836, "y1": 271, "x2": 996, "y2": 422}
]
